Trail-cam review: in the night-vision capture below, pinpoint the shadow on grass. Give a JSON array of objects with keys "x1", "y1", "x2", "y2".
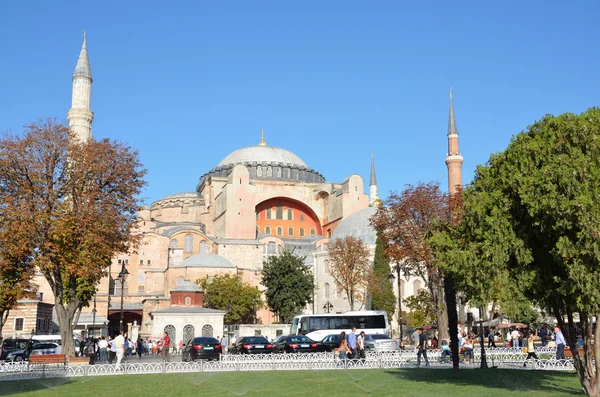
[
  {"x1": 0, "y1": 377, "x2": 75, "y2": 396},
  {"x1": 384, "y1": 368, "x2": 583, "y2": 396}
]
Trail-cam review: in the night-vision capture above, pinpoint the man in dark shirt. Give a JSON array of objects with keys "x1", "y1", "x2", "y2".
[{"x1": 416, "y1": 328, "x2": 430, "y2": 367}]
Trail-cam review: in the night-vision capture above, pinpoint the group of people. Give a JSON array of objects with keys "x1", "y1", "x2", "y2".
[
  {"x1": 335, "y1": 327, "x2": 367, "y2": 361},
  {"x1": 81, "y1": 331, "x2": 129, "y2": 366}
]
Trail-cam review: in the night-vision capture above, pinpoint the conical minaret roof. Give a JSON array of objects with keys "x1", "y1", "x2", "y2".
[
  {"x1": 370, "y1": 153, "x2": 377, "y2": 186},
  {"x1": 448, "y1": 88, "x2": 458, "y2": 136},
  {"x1": 73, "y1": 32, "x2": 92, "y2": 80}
]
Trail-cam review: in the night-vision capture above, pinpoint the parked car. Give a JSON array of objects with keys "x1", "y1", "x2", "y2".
[
  {"x1": 230, "y1": 336, "x2": 274, "y2": 354},
  {"x1": 364, "y1": 334, "x2": 399, "y2": 351},
  {"x1": 5, "y1": 342, "x2": 61, "y2": 362},
  {"x1": 318, "y1": 334, "x2": 340, "y2": 352},
  {"x1": 273, "y1": 335, "x2": 319, "y2": 353},
  {"x1": 1, "y1": 339, "x2": 40, "y2": 361},
  {"x1": 184, "y1": 337, "x2": 222, "y2": 361}
]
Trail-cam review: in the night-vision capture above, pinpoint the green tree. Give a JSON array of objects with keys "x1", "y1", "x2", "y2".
[
  {"x1": 262, "y1": 250, "x2": 314, "y2": 323},
  {"x1": 404, "y1": 289, "x2": 436, "y2": 329},
  {"x1": 197, "y1": 273, "x2": 263, "y2": 324},
  {"x1": 431, "y1": 108, "x2": 600, "y2": 395},
  {"x1": 369, "y1": 236, "x2": 396, "y2": 321}
]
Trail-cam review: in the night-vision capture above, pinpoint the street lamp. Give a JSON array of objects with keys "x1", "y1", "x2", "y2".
[
  {"x1": 118, "y1": 262, "x2": 129, "y2": 334},
  {"x1": 92, "y1": 295, "x2": 97, "y2": 338},
  {"x1": 389, "y1": 268, "x2": 404, "y2": 350},
  {"x1": 323, "y1": 301, "x2": 333, "y2": 314}
]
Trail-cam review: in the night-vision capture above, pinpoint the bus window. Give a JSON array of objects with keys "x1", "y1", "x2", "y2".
[
  {"x1": 299, "y1": 317, "x2": 309, "y2": 335},
  {"x1": 291, "y1": 317, "x2": 299, "y2": 335}
]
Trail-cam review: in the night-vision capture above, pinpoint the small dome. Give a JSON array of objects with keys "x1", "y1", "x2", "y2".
[
  {"x1": 330, "y1": 207, "x2": 377, "y2": 245},
  {"x1": 177, "y1": 253, "x2": 236, "y2": 268},
  {"x1": 218, "y1": 145, "x2": 307, "y2": 168}
]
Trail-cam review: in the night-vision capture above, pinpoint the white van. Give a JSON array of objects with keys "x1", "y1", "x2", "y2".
[{"x1": 33, "y1": 335, "x2": 81, "y2": 355}]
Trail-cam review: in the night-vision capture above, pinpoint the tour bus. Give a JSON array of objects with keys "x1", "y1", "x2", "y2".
[{"x1": 290, "y1": 310, "x2": 390, "y2": 342}]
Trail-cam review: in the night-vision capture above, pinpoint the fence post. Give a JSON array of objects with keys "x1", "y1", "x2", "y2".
[{"x1": 42, "y1": 364, "x2": 46, "y2": 379}]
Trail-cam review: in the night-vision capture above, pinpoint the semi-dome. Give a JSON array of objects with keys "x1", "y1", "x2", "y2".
[
  {"x1": 175, "y1": 253, "x2": 236, "y2": 269},
  {"x1": 330, "y1": 207, "x2": 378, "y2": 245},
  {"x1": 218, "y1": 145, "x2": 307, "y2": 168}
]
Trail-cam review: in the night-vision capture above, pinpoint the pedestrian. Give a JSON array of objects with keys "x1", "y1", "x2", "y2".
[
  {"x1": 336, "y1": 331, "x2": 352, "y2": 366},
  {"x1": 347, "y1": 327, "x2": 358, "y2": 359},
  {"x1": 539, "y1": 328, "x2": 547, "y2": 346},
  {"x1": 523, "y1": 329, "x2": 539, "y2": 367},
  {"x1": 511, "y1": 328, "x2": 520, "y2": 348},
  {"x1": 114, "y1": 331, "x2": 125, "y2": 368},
  {"x1": 554, "y1": 326, "x2": 566, "y2": 360},
  {"x1": 416, "y1": 328, "x2": 430, "y2": 367},
  {"x1": 108, "y1": 336, "x2": 116, "y2": 364},
  {"x1": 487, "y1": 327, "x2": 497, "y2": 348},
  {"x1": 412, "y1": 329, "x2": 420, "y2": 348},
  {"x1": 357, "y1": 331, "x2": 366, "y2": 362},
  {"x1": 162, "y1": 331, "x2": 171, "y2": 362},
  {"x1": 87, "y1": 337, "x2": 98, "y2": 364},
  {"x1": 221, "y1": 335, "x2": 228, "y2": 354},
  {"x1": 463, "y1": 338, "x2": 474, "y2": 364},
  {"x1": 98, "y1": 336, "x2": 108, "y2": 363},
  {"x1": 137, "y1": 336, "x2": 144, "y2": 359}
]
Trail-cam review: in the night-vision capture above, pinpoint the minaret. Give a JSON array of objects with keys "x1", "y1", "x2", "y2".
[
  {"x1": 369, "y1": 153, "x2": 379, "y2": 206},
  {"x1": 67, "y1": 32, "x2": 94, "y2": 141},
  {"x1": 445, "y1": 89, "x2": 463, "y2": 195}
]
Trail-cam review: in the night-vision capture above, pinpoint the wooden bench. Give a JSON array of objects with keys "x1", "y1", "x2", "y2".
[
  {"x1": 68, "y1": 356, "x2": 90, "y2": 366},
  {"x1": 29, "y1": 354, "x2": 66, "y2": 365},
  {"x1": 565, "y1": 348, "x2": 594, "y2": 358}
]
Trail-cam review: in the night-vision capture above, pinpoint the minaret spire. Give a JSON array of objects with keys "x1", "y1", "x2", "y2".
[
  {"x1": 258, "y1": 128, "x2": 267, "y2": 146},
  {"x1": 67, "y1": 32, "x2": 94, "y2": 141},
  {"x1": 369, "y1": 153, "x2": 380, "y2": 206},
  {"x1": 445, "y1": 88, "x2": 463, "y2": 195}
]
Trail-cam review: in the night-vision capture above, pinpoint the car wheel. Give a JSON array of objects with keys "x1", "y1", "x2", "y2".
[{"x1": 15, "y1": 356, "x2": 23, "y2": 362}]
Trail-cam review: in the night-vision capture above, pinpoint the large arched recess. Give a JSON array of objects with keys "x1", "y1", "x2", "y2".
[{"x1": 256, "y1": 197, "x2": 322, "y2": 238}]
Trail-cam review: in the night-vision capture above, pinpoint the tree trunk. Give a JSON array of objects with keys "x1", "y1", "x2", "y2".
[
  {"x1": 0, "y1": 309, "x2": 9, "y2": 339},
  {"x1": 54, "y1": 300, "x2": 79, "y2": 358},
  {"x1": 433, "y1": 275, "x2": 449, "y2": 342},
  {"x1": 444, "y1": 275, "x2": 460, "y2": 372}
]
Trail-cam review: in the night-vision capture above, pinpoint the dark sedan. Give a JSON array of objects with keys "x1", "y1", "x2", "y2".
[
  {"x1": 186, "y1": 337, "x2": 222, "y2": 361},
  {"x1": 230, "y1": 336, "x2": 274, "y2": 354},
  {"x1": 318, "y1": 334, "x2": 340, "y2": 352},
  {"x1": 273, "y1": 335, "x2": 319, "y2": 353}
]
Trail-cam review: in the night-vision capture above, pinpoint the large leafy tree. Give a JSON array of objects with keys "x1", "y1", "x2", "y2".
[
  {"x1": 0, "y1": 252, "x2": 33, "y2": 339},
  {"x1": 432, "y1": 108, "x2": 600, "y2": 395},
  {"x1": 197, "y1": 273, "x2": 263, "y2": 324},
  {"x1": 0, "y1": 119, "x2": 146, "y2": 356},
  {"x1": 371, "y1": 182, "x2": 451, "y2": 342},
  {"x1": 328, "y1": 236, "x2": 372, "y2": 311},
  {"x1": 369, "y1": 236, "x2": 396, "y2": 321},
  {"x1": 262, "y1": 250, "x2": 314, "y2": 323},
  {"x1": 404, "y1": 289, "x2": 436, "y2": 329}
]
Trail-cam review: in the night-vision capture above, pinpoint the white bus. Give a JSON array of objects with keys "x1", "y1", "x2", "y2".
[{"x1": 290, "y1": 310, "x2": 390, "y2": 341}]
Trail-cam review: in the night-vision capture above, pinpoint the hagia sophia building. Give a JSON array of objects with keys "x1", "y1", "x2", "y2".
[{"x1": 1, "y1": 35, "x2": 463, "y2": 343}]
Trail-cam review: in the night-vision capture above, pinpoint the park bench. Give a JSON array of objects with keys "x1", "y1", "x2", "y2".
[
  {"x1": 564, "y1": 348, "x2": 594, "y2": 358},
  {"x1": 68, "y1": 356, "x2": 90, "y2": 366},
  {"x1": 29, "y1": 354, "x2": 66, "y2": 365}
]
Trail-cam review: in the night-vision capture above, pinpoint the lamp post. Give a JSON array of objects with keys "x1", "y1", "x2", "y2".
[
  {"x1": 118, "y1": 262, "x2": 129, "y2": 334},
  {"x1": 92, "y1": 295, "x2": 97, "y2": 338},
  {"x1": 323, "y1": 301, "x2": 333, "y2": 314},
  {"x1": 389, "y1": 268, "x2": 404, "y2": 350}
]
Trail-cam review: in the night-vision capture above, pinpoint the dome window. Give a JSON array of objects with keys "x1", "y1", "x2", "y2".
[
  {"x1": 276, "y1": 226, "x2": 283, "y2": 236},
  {"x1": 184, "y1": 234, "x2": 194, "y2": 253},
  {"x1": 257, "y1": 165, "x2": 263, "y2": 177}
]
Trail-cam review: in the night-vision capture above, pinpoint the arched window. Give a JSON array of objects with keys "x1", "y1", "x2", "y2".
[
  {"x1": 265, "y1": 226, "x2": 271, "y2": 235},
  {"x1": 267, "y1": 165, "x2": 272, "y2": 177},
  {"x1": 310, "y1": 228, "x2": 316, "y2": 235},
  {"x1": 257, "y1": 165, "x2": 263, "y2": 177},
  {"x1": 277, "y1": 167, "x2": 282, "y2": 178},
  {"x1": 300, "y1": 214, "x2": 305, "y2": 222},
  {"x1": 200, "y1": 240, "x2": 208, "y2": 253},
  {"x1": 266, "y1": 208, "x2": 271, "y2": 219},
  {"x1": 185, "y1": 297, "x2": 191, "y2": 306},
  {"x1": 324, "y1": 282, "x2": 331, "y2": 299},
  {"x1": 267, "y1": 242, "x2": 276, "y2": 254},
  {"x1": 169, "y1": 239, "x2": 178, "y2": 249},
  {"x1": 184, "y1": 234, "x2": 194, "y2": 252},
  {"x1": 164, "y1": 324, "x2": 176, "y2": 343},
  {"x1": 202, "y1": 324, "x2": 214, "y2": 337},
  {"x1": 277, "y1": 226, "x2": 283, "y2": 235},
  {"x1": 413, "y1": 280, "x2": 422, "y2": 293},
  {"x1": 324, "y1": 260, "x2": 330, "y2": 273},
  {"x1": 276, "y1": 204, "x2": 283, "y2": 220},
  {"x1": 183, "y1": 324, "x2": 195, "y2": 344},
  {"x1": 299, "y1": 228, "x2": 305, "y2": 237},
  {"x1": 287, "y1": 208, "x2": 293, "y2": 220},
  {"x1": 288, "y1": 227, "x2": 294, "y2": 236}
]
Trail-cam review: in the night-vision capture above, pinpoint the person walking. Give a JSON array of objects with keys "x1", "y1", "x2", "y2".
[
  {"x1": 137, "y1": 337, "x2": 144, "y2": 359},
  {"x1": 162, "y1": 331, "x2": 171, "y2": 362},
  {"x1": 523, "y1": 330, "x2": 539, "y2": 367},
  {"x1": 108, "y1": 336, "x2": 116, "y2": 364},
  {"x1": 554, "y1": 326, "x2": 566, "y2": 360},
  {"x1": 487, "y1": 327, "x2": 497, "y2": 348},
  {"x1": 357, "y1": 331, "x2": 366, "y2": 362},
  {"x1": 416, "y1": 328, "x2": 430, "y2": 367},
  {"x1": 511, "y1": 328, "x2": 520, "y2": 348},
  {"x1": 114, "y1": 332, "x2": 125, "y2": 368},
  {"x1": 98, "y1": 336, "x2": 108, "y2": 363},
  {"x1": 347, "y1": 327, "x2": 358, "y2": 359},
  {"x1": 336, "y1": 331, "x2": 352, "y2": 367}
]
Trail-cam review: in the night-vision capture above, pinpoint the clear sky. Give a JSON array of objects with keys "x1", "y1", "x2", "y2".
[{"x1": 1, "y1": 1, "x2": 598, "y2": 205}]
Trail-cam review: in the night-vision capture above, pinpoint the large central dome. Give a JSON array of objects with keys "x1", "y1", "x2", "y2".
[{"x1": 218, "y1": 145, "x2": 307, "y2": 168}]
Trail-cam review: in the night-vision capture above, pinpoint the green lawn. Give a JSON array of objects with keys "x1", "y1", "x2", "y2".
[{"x1": 0, "y1": 369, "x2": 584, "y2": 397}]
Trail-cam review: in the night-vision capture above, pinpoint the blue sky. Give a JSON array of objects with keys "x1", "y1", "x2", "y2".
[{"x1": 1, "y1": 1, "x2": 598, "y2": 205}]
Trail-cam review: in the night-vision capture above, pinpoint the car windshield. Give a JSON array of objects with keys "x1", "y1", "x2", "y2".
[
  {"x1": 288, "y1": 336, "x2": 311, "y2": 343},
  {"x1": 368, "y1": 334, "x2": 390, "y2": 340},
  {"x1": 193, "y1": 338, "x2": 218, "y2": 344},
  {"x1": 244, "y1": 337, "x2": 268, "y2": 344}
]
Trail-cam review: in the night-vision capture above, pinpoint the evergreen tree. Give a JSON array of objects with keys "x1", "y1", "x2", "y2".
[
  {"x1": 262, "y1": 250, "x2": 314, "y2": 323},
  {"x1": 369, "y1": 236, "x2": 396, "y2": 321}
]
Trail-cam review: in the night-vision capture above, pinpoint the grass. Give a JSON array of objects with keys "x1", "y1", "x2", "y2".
[{"x1": 0, "y1": 368, "x2": 584, "y2": 397}]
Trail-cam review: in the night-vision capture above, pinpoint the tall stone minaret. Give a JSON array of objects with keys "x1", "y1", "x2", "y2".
[
  {"x1": 67, "y1": 32, "x2": 94, "y2": 141},
  {"x1": 369, "y1": 153, "x2": 379, "y2": 206},
  {"x1": 445, "y1": 89, "x2": 463, "y2": 195}
]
